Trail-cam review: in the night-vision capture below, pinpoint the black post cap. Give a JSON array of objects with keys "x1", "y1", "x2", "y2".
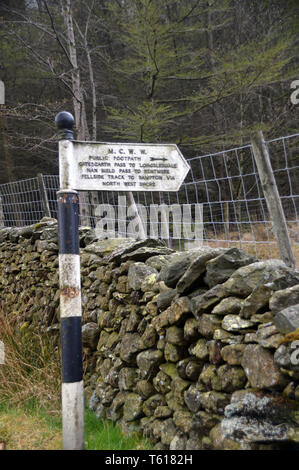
[{"x1": 55, "y1": 111, "x2": 75, "y2": 140}]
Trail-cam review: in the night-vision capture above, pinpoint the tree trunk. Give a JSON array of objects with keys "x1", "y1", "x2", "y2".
[{"x1": 62, "y1": 0, "x2": 91, "y2": 226}]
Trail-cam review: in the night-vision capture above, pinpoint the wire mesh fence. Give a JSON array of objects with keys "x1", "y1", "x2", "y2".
[{"x1": 0, "y1": 132, "x2": 298, "y2": 261}]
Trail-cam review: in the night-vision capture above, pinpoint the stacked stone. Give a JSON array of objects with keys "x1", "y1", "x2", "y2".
[
  {"x1": 82, "y1": 242, "x2": 299, "y2": 450},
  {"x1": 0, "y1": 217, "x2": 97, "y2": 330},
  {"x1": 0, "y1": 218, "x2": 61, "y2": 328},
  {"x1": 1, "y1": 218, "x2": 299, "y2": 450}
]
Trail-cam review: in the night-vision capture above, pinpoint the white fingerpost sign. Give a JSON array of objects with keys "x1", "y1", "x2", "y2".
[
  {"x1": 59, "y1": 141, "x2": 190, "y2": 192},
  {"x1": 56, "y1": 111, "x2": 190, "y2": 451}
]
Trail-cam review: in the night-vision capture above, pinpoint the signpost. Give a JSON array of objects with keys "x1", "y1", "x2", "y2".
[
  {"x1": 56, "y1": 111, "x2": 190, "y2": 450},
  {"x1": 59, "y1": 140, "x2": 189, "y2": 193}
]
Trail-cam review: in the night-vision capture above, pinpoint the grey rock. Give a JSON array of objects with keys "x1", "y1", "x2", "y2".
[
  {"x1": 107, "y1": 391, "x2": 128, "y2": 421},
  {"x1": 86, "y1": 238, "x2": 134, "y2": 257},
  {"x1": 198, "y1": 314, "x2": 222, "y2": 338},
  {"x1": 223, "y1": 259, "x2": 299, "y2": 298},
  {"x1": 95, "y1": 403, "x2": 107, "y2": 419},
  {"x1": 241, "y1": 284, "x2": 274, "y2": 319},
  {"x1": 212, "y1": 297, "x2": 243, "y2": 316},
  {"x1": 159, "y1": 251, "x2": 203, "y2": 288},
  {"x1": 160, "y1": 418, "x2": 177, "y2": 445},
  {"x1": 169, "y1": 435, "x2": 187, "y2": 450},
  {"x1": 128, "y1": 262, "x2": 157, "y2": 290},
  {"x1": 217, "y1": 364, "x2": 247, "y2": 393},
  {"x1": 185, "y1": 360, "x2": 203, "y2": 381},
  {"x1": 256, "y1": 323, "x2": 283, "y2": 348},
  {"x1": 191, "y1": 284, "x2": 227, "y2": 318},
  {"x1": 153, "y1": 371, "x2": 172, "y2": 394},
  {"x1": 188, "y1": 338, "x2": 209, "y2": 361},
  {"x1": 136, "y1": 349, "x2": 164, "y2": 379},
  {"x1": 244, "y1": 332, "x2": 259, "y2": 343},
  {"x1": 242, "y1": 344, "x2": 288, "y2": 389},
  {"x1": 19, "y1": 225, "x2": 35, "y2": 239},
  {"x1": 82, "y1": 322, "x2": 100, "y2": 350},
  {"x1": 166, "y1": 325, "x2": 186, "y2": 346},
  {"x1": 274, "y1": 304, "x2": 299, "y2": 334},
  {"x1": 154, "y1": 406, "x2": 172, "y2": 419},
  {"x1": 120, "y1": 333, "x2": 143, "y2": 364},
  {"x1": 221, "y1": 344, "x2": 246, "y2": 365},
  {"x1": 89, "y1": 389, "x2": 100, "y2": 411},
  {"x1": 222, "y1": 416, "x2": 289, "y2": 444},
  {"x1": 105, "y1": 238, "x2": 168, "y2": 263},
  {"x1": 186, "y1": 435, "x2": 202, "y2": 450},
  {"x1": 145, "y1": 254, "x2": 170, "y2": 272},
  {"x1": 222, "y1": 314, "x2": 255, "y2": 332},
  {"x1": 143, "y1": 394, "x2": 167, "y2": 417},
  {"x1": 270, "y1": 284, "x2": 299, "y2": 313},
  {"x1": 210, "y1": 422, "x2": 249, "y2": 450},
  {"x1": 222, "y1": 392, "x2": 293, "y2": 444},
  {"x1": 176, "y1": 248, "x2": 224, "y2": 294},
  {"x1": 184, "y1": 317, "x2": 200, "y2": 342},
  {"x1": 118, "y1": 367, "x2": 137, "y2": 391},
  {"x1": 184, "y1": 383, "x2": 205, "y2": 413},
  {"x1": 213, "y1": 328, "x2": 244, "y2": 345},
  {"x1": 198, "y1": 391, "x2": 230, "y2": 414},
  {"x1": 95, "y1": 381, "x2": 117, "y2": 406},
  {"x1": 177, "y1": 357, "x2": 202, "y2": 380},
  {"x1": 205, "y1": 248, "x2": 257, "y2": 288},
  {"x1": 122, "y1": 246, "x2": 174, "y2": 262},
  {"x1": 40, "y1": 226, "x2": 58, "y2": 241},
  {"x1": 164, "y1": 342, "x2": 185, "y2": 362},
  {"x1": 136, "y1": 380, "x2": 156, "y2": 399},
  {"x1": 123, "y1": 393, "x2": 144, "y2": 422},
  {"x1": 156, "y1": 289, "x2": 177, "y2": 311},
  {"x1": 173, "y1": 410, "x2": 193, "y2": 433},
  {"x1": 194, "y1": 412, "x2": 222, "y2": 435},
  {"x1": 0, "y1": 227, "x2": 11, "y2": 242}
]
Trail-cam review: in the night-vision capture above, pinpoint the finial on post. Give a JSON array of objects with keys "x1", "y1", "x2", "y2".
[{"x1": 55, "y1": 111, "x2": 75, "y2": 140}]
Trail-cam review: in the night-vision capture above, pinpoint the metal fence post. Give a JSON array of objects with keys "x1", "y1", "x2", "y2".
[
  {"x1": 251, "y1": 131, "x2": 296, "y2": 268},
  {"x1": 55, "y1": 111, "x2": 85, "y2": 450}
]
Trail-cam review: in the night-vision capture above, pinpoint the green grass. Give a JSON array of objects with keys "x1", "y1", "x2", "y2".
[
  {"x1": 84, "y1": 408, "x2": 151, "y2": 450},
  {"x1": 0, "y1": 399, "x2": 62, "y2": 450},
  {"x1": 0, "y1": 307, "x2": 152, "y2": 450},
  {"x1": 0, "y1": 399, "x2": 151, "y2": 450}
]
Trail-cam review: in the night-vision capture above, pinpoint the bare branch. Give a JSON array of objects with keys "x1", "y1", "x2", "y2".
[{"x1": 43, "y1": 0, "x2": 73, "y2": 68}]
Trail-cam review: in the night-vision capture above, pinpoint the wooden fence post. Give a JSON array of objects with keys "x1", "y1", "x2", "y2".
[
  {"x1": 37, "y1": 173, "x2": 51, "y2": 218},
  {"x1": 125, "y1": 191, "x2": 147, "y2": 240},
  {"x1": 251, "y1": 131, "x2": 296, "y2": 268},
  {"x1": 0, "y1": 196, "x2": 4, "y2": 227}
]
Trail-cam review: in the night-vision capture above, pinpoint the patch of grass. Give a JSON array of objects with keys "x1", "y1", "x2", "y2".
[
  {"x1": 84, "y1": 408, "x2": 151, "y2": 450},
  {"x1": 0, "y1": 400, "x2": 151, "y2": 450},
  {"x1": 0, "y1": 400, "x2": 62, "y2": 450},
  {"x1": 0, "y1": 306, "x2": 152, "y2": 450},
  {"x1": 0, "y1": 306, "x2": 61, "y2": 414}
]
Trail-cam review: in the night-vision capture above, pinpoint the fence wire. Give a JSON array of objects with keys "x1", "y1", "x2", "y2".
[{"x1": 0, "y1": 133, "x2": 298, "y2": 260}]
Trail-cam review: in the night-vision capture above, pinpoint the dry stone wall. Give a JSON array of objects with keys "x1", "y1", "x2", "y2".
[{"x1": 1, "y1": 217, "x2": 299, "y2": 450}]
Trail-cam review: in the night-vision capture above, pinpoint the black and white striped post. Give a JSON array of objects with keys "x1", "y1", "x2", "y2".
[{"x1": 55, "y1": 111, "x2": 85, "y2": 450}]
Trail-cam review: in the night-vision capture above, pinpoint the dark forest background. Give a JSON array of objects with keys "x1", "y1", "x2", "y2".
[{"x1": 0, "y1": 0, "x2": 298, "y2": 184}]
